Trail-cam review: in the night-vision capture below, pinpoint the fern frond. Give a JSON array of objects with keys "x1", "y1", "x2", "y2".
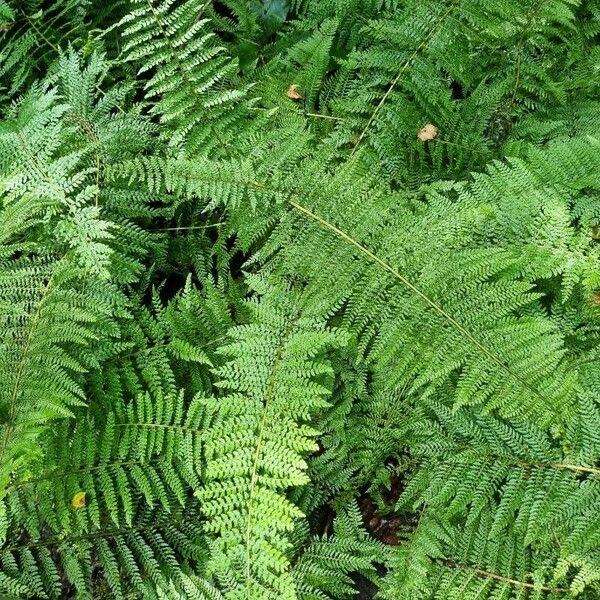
[
  {"x1": 0, "y1": 387, "x2": 207, "y2": 598},
  {"x1": 292, "y1": 501, "x2": 386, "y2": 600},
  {"x1": 198, "y1": 282, "x2": 347, "y2": 599},
  {"x1": 0, "y1": 0, "x2": 90, "y2": 103},
  {"x1": 118, "y1": 0, "x2": 251, "y2": 155},
  {"x1": 381, "y1": 510, "x2": 570, "y2": 599}
]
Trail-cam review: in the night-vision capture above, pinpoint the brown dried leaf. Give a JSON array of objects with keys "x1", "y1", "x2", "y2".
[
  {"x1": 381, "y1": 532, "x2": 399, "y2": 546},
  {"x1": 286, "y1": 84, "x2": 304, "y2": 100},
  {"x1": 417, "y1": 123, "x2": 438, "y2": 142}
]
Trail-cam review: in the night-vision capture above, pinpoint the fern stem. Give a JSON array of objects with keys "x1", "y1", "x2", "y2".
[
  {"x1": 1, "y1": 517, "x2": 186, "y2": 554},
  {"x1": 305, "y1": 112, "x2": 345, "y2": 121},
  {"x1": 155, "y1": 223, "x2": 225, "y2": 232},
  {"x1": 9, "y1": 457, "x2": 165, "y2": 491},
  {"x1": 513, "y1": 456, "x2": 600, "y2": 477},
  {"x1": 115, "y1": 422, "x2": 202, "y2": 433},
  {"x1": 430, "y1": 453, "x2": 600, "y2": 479},
  {"x1": 15, "y1": 131, "x2": 52, "y2": 183},
  {"x1": 442, "y1": 560, "x2": 568, "y2": 593},
  {"x1": 71, "y1": 114, "x2": 104, "y2": 206},
  {"x1": 485, "y1": 453, "x2": 600, "y2": 478},
  {"x1": 20, "y1": 9, "x2": 59, "y2": 53},
  {"x1": 507, "y1": 0, "x2": 548, "y2": 110},
  {"x1": 549, "y1": 462, "x2": 600, "y2": 476}
]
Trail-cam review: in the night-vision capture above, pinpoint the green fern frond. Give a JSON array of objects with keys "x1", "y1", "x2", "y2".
[
  {"x1": 292, "y1": 502, "x2": 387, "y2": 600},
  {"x1": 118, "y1": 0, "x2": 251, "y2": 155},
  {"x1": 0, "y1": 0, "x2": 91, "y2": 103},
  {"x1": 197, "y1": 282, "x2": 347, "y2": 599}
]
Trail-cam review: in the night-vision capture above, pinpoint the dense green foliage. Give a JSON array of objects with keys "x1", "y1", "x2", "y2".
[{"x1": 1, "y1": 0, "x2": 600, "y2": 598}]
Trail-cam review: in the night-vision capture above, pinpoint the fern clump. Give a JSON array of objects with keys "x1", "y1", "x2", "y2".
[{"x1": 1, "y1": 0, "x2": 600, "y2": 598}]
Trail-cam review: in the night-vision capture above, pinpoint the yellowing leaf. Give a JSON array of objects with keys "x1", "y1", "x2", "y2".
[{"x1": 71, "y1": 491, "x2": 86, "y2": 509}]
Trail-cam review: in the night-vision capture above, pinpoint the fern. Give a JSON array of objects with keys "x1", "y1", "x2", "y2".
[
  {"x1": 197, "y1": 281, "x2": 347, "y2": 598},
  {"x1": 0, "y1": 83, "x2": 125, "y2": 495},
  {"x1": 291, "y1": 501, "x2": 387, "y2": 600},
  {"x1": 118, "y1": 0, "x2": 251, "y2": 155},
  {"x1": 0, "y1": 386, "x2": 207, "y2": 598},
  {"x1": 0, "y1": 0, "x2": 91, "y2": 103},
  {"x1": 2, "y1": 1, "x2": 600, "y2": 598}
]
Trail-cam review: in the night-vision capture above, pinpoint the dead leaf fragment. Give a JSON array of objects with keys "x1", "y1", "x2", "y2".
[
  {"x1": 287, "y1": 84, "x2": 304, "y2": 100},
  {"x1": 417, "y1": 123, "x2": 438, "y2": 142},
  {"x1": 381, "y1": 532, "x2": 399, "y2": 546},
  {"x1": 368, "y1": 515, "x2": 381, "y2": 530},
  {"x1": 71, "y1": 491, "x2": 87, "y2": 509}
]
